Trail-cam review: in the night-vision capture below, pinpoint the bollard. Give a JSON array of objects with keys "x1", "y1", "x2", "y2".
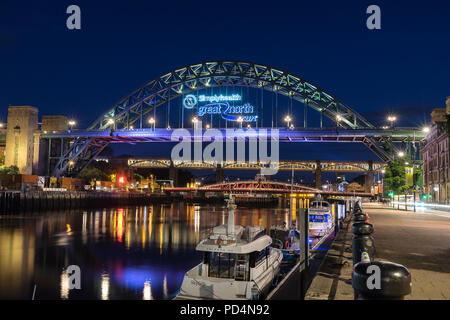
[
  {"x1": 353, "y1": 213, "x2": 367, "y2": 223},
  {"x1": 352, "y1": 261, "x2": 411, "y2": 299},
  {"x1": 352, "y1": 222, "x2": 375, "y2": 265}
]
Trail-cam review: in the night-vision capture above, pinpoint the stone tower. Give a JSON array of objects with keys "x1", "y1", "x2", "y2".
[
  {"x1": 5, "y1": 106, "x2": 39, "y2": 174},
  {"x1": 446, "y1": 96, "x2": 450, "y2": 114}
]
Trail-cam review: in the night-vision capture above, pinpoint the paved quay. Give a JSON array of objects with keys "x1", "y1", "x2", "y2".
[
  {"x1": 305, "y1": 216, "x2": 354, "y2": 300},
  {"x1": 306, "y1": 202, "x2": 450, "y2": 300},
  {"x1": 364, "y1": 202, "x2": 450, "y2": 300}
]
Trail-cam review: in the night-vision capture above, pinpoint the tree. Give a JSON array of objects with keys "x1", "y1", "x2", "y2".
[
  {"x1": 79, "y1": 167, "x2": 109, "y2": 182},
  {"x1": 0, "y1": 165, "x2": 19, "y2": 175},
  {"x1": 384, "y1": 159, "x2": 408, "y2": 194}
]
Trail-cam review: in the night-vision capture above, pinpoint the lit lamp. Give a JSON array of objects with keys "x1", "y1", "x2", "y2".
[
  {"x1": 68, "y1": 120, "x2": 76, "y2": 132},
  {"x1": 387, "y1": 115, "x2": 397, "y2": 128},
  {"x1": 422, "y1": 126, "x2": 430, "y2": 133},
  {"x1": 148, "y1": 117, "x2": 155, "y2": 130},
  {"x1": 398, "y1": 151, "x2": 405, "y2": 158},
  {"x1": 284, "y1": 115, "x2": 292, "y2": 128},
  {"x1": 206, "y1": 124, "x2": 210, "y2": 129},
  {"x1": 336, "y1": 115, "x2": 343, "y2": 128},
  {"x1": 237, "y1": 116, "x2": 243, "y2": 128},
  {"x1": 107, "y1": 118, "x2": 115, "y2": 126},
  {"x1": 192, "y1": 117, "x2": 198, "y2": 128}
]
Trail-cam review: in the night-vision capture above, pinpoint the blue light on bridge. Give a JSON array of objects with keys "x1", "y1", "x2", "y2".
[{"x1": 184, "y1": 92, "x2": 258, "y2": 122}]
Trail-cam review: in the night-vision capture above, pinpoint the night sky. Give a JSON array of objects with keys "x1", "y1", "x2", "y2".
[{"x1": 1, "y1": 0, "x2": 449, "y2": 163}]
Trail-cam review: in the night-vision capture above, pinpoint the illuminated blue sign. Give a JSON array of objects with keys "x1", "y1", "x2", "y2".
[
  {"x1": 182, "y1": 94, "x2": 197, "y2": 109},
  {"x1": 183, "y1": 93, "x2": 258, "y2": 122}
]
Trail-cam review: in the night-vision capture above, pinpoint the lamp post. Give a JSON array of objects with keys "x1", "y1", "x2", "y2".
[
  {"x1": 387, "y1": 115, "x2": 397, "y2": 128},
  {"x1": 192, "y1": 117, "x2": 199, "y2": 129},
  {"x1": 148, "y1": 117, "x2": 155, "y2": 131},
  {"x1": 68, "y1": 120, "x2": 76, "y2": 132},
  {"x1": 284, "y1": 115, "x2": 292, "y2": 128},
  {"x1": 336, "y1": 115, "x2": 343, "y2": 129},
  {"x1": 237, "y1": 116, "x2": 243, "y2": 128},
  {"x1": 107, "y1": 118, "x2": 115, "y2": 131}
]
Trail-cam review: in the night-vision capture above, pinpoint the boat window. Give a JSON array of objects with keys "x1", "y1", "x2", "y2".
[
  {"x1": 253, "y1": 247, "x2": 269, "y2": 267},
  {"x1": 235, "y1": 254, "x2": 249, "y2": 281},
  {"x1": 208, "y1": 252, "x2": 236, "y2": 279},
  {"x1": 309, "y1": 215, "x2": 328, "y2": 222}
]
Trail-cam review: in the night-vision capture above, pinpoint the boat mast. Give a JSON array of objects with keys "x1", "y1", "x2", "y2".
[{"x1": 226, "y1": 195, "x2": 236, "y2": 237}]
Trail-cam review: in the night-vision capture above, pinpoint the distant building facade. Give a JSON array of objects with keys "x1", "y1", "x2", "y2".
[
  {"x1": 422, "y1": 97, "x2": 450, "y2": 203},
  {"x1": 4, "y1": 106, "x2": 39, "y2": 174},
  {"x1": 4, "y1": 106, "x2": 69, "y2": 175}
]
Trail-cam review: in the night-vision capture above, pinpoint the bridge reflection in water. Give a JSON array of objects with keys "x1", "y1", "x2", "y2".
[{"x1": 0, "y1": 198, "x2": 341, "y2": 300}]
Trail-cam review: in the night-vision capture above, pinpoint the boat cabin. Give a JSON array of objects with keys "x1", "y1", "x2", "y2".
[{"x1": 196, "y1": 225, "x2": 273, "y2": 282}]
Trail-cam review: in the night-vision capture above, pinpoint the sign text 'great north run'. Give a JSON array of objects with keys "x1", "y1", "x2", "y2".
[{"x1": 183, "y1": 94, "x2": 258, "y2": 122}]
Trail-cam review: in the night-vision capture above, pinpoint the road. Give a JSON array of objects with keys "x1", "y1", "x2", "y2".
[{"x1": 363, "y1": 202, "x2": 450, "y2": 299}]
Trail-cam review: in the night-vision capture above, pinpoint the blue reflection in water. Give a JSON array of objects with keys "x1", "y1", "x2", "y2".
[{"x1": 0, "y1": 202, "x2": 294, "y2": 299}]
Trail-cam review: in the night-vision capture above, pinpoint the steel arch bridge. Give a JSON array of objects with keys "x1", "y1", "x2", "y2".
[
  {"x1": 88, "y1": 61, "x2": 373, "y2": 131},
  {"x1": 46, "y1": 61, "x2": 425, "y2": 177}
]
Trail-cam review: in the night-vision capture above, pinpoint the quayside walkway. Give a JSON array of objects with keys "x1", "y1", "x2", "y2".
[
  {"x1": 306, "y1": 202, "x2": 450, "y2": 300},
  {"x1": 364, "y1": 202, "x2": 450, "y2": 300}
]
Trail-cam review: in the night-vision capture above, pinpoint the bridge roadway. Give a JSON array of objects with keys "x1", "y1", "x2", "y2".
[
  {"x1": 40, "y1": 126, "x2": 424, "y2": 177},
  {"x1": 42, "y1": 127, "x2": 426, "y2": 143}
]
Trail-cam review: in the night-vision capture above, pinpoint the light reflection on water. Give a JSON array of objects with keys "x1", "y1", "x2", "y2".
[{"x1": 0, "y1": 201, "x2": 306, "y2": 300}]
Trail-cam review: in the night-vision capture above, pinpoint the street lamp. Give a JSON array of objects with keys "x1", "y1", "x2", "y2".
[
  {"x1": 398, "y1": 151, "x2": 405, "y2": 158},
  {"x1": 148, "y1": 117, "x2": 155, "y2": 130},
  {"x1": 237, "y1": 116, "x2": 243, "y2": 128},
  {"x1": 284, "y1": 115, "x2": 292, "y2": 128},
  {"x1": 387, "y1": 115, "x2": 397, "y2": 128},
  {"x1": 206, "y1": 124, "x2": 210, "y2": 129},
  {"x1": 68, "y1": 120, "x2": 76, "y2": 132},
  {"x1": 422, "y1": 126, "x2": 430, "y2": 133},
  {"x1": 336, "y1": 114, "x2": 343, "y2": 128},
  {"x1": 107, "y1": 118, "x2": 115, "y2": 130},
  {"x1": 192, "y1": 117, "x2": 199, "y2": 129}
]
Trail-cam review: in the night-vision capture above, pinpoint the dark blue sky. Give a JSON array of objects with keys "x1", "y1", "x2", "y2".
[{"x1": 1, "y1": 0, "x2": 449, "y2": 161}]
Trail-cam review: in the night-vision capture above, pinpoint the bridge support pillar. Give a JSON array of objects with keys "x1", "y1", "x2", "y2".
[
  {"x1": 216, "y1": 164, "x2": 224, "y2": 183},
  {"x1": 315, "y1": 160, "x2": 322, "y2": 190},
  {"x1": 364, "y1": 160, "x2": 374, "y2": 194},
  {"x1": 169, "y1": 162, "x2": 179, "y2": 187}
]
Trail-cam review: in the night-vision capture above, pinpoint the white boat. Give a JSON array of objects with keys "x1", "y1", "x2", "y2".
[
  {"x1": 175, "y1": 196, "x2": 283, "y2": 300},
  {"x1": 270, "y1": 223, "x2": 301, "y2": 263},
  {"x1": 308, "y1": 200, "x2": 333, "y2": 237}
]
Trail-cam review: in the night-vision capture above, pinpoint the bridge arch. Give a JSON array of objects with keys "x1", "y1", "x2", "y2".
[{"x1": 88, "y1": 61, "x2": 374, "y2": 131}]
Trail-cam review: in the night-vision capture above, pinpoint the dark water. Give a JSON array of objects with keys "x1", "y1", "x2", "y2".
[{"x1": 0, "y1": 200, "x2": 309, "y2": 300}]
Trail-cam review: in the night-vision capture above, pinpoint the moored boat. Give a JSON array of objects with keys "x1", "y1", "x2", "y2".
[
  {"x1": 270, "y1": 222, "x2": 301, "y2": 263},
  {"x1": 308, "y1": 200, "x2": 333, "y2": 237},
  {"x1": 175, "y1": 196, "x2": 283, "y2": 300}
]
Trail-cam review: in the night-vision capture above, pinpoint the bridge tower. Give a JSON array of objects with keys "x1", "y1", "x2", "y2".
[
  {"x1": 5, "y1": 106, "x2": 39, "y2": 174},
  {"x1": 364, "y1": 160, "x2": 374, "y2": 194},
  {"x1": 315, "y1": 160, "x2": 322, "y2": 189},
  {"x1": 169, "y1": 161, "x2": 179, "y2": 187}
]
